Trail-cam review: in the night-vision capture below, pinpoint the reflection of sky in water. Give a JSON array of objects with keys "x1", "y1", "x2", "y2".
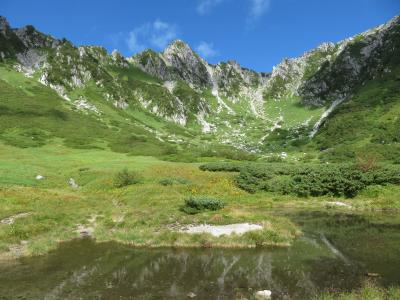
[{"x1": 1, "y1": 212, "x2": 400, "y2": 300}]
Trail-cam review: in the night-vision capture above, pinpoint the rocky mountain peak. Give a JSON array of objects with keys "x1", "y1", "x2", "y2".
[
  {"x1": 111, "y1": 49, "x2": 123, "y2": 59},
  {"x1": 161, "y1": 39, "x2": 211, "y2": 86},
  {"x1": 14, "y1": 25, "x2": 59, "y2": 49},
  {"x1": 164, "y1": 39, "x2": 191, "y2": 51},
  {"x1": 0, "y1": 16, "x2": 10, "y2": 33},
  {"x1": 162, "y1": 39, "x2": 203, "y2": 65},
  {"x1": 299, "y1": 14, "x2": 400, "y2": 107}
]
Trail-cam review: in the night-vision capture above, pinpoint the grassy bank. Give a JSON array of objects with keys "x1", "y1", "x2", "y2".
[
  {"x1": 319, "y1": 281, "x2": 400, "y2": 300},
  {"x1": 0, "y1": 142, "x2": 302, "y2": 258},
  {"x1": 1, "y1": 141, "x2": 400, "y2": 259}
]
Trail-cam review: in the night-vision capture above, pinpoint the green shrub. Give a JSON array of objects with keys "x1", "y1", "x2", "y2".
[
  {"x1": 159, "y1": 178, "x2": 174, "y2": 186},
  {"x1": 199, "y1": 162, "x2": 244, "y2": 172},
  {"x1": 198, "y1": 145, "x2": 257, "y2": 161},
  {"x1": 181, "y1": 196, "x2": 225, "y2": 214},
  {"x1": 204, "y1": 162, "x2": 400, "y2": 198},
  {"x1": 265, "y1": 155, "x2": 284, "y2": 163},
  {"x1": 159, "y1": 177, "x2": 190, "y2": 186},
  {"x1": 235, "y1": 163, "x2": 299, "y2": 193},
  {"x1": 113, "y1": 168, "x2": 140, "y2": 188}
]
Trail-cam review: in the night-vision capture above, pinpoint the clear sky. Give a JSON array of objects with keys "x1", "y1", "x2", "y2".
[{"x1": 2, "y1": 0, "x2": 399, "y2": 72}]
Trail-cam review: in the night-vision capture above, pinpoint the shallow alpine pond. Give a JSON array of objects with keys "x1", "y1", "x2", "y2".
[{"x1": 1, "y1": 210, "x2": 400, "y2": 300}]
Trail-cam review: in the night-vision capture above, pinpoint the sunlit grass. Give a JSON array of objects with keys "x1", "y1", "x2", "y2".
[{"x1": 318, "y1": 281, "x2": 400, "y2": 300}]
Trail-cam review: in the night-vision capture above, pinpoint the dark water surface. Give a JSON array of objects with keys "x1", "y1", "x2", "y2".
[{"x1": 1, "y1": 211, "x2": 400, "y2": 299}]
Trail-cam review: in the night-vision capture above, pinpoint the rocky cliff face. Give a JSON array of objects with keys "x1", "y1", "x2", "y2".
[
  {"x1": 0, "y1": 16, "x2": 26, "y2": 59},
  {"x1": 0, "y1": 15, "x2": 399, "y2": 151},
  {"x1": 130, "y1": 40, "x2": 267, "y2": 95},
  {"x1": 130, "y1": 40, "x2": 212, "y2": 87},
  {"x1": 162, "y1": 40, "x2": 211, "y2": 87},
  {"x1": 300, "y1": 16, "x2": 400, "y2": 106}
]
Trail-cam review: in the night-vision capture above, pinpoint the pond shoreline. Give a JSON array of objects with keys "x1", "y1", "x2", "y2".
[
  {"x1": 2, "y1": 206, "x2": 399, "y2": 261},
  {"x1": 1, "y1": 210, "x2": 400, "y2": 299}
]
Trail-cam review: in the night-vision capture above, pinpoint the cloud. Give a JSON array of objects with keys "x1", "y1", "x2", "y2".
[
  {"x1": 248, "y1": 0, "x2": 271, "y2": 20},
  {"x1": 150, "y1": 20, "x2": 178, "y2": 49},
  {"x1": 127, "y1": 30, "x2": 146, "y2": 53},
  {"x1": 197, "y1": 0, "x2": 225, "y2": 15},
  {"x1": 126, "y1": 20, "x2": 178, "y2": 53},
  {"x1": 196, "y1": 41, "x2": 218, "y2": 58}
]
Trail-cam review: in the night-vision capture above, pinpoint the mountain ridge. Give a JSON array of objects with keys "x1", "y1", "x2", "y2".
[{"x1": 0, "y1": 15, "x2": 399, "y2": 159}]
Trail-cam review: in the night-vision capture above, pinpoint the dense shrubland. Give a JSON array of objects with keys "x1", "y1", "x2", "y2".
[{"x1": 200, "y1": 162, "x2": 400, "y2": 198}]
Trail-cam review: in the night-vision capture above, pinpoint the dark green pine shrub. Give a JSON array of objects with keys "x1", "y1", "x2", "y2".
[
  {"x1": 201, "y1": 162, "x2": 400, "y2": 198},
  {"x1": 159, "y1": 177, "x2": 190, "y2": 186},
  {"x1": 181, "y1": 196, "x2": 225, "y2": 214},
  {"x1": 113, "y1": 168, "x2": 140, "y2": 188},
  {"x1": 199, "y1": 162, "x2": 244, "y2": 172}
]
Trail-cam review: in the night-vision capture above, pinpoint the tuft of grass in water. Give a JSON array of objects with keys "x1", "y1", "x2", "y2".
[{"x1": 244, "y1": 229, "x2": 290, "y2": 247}]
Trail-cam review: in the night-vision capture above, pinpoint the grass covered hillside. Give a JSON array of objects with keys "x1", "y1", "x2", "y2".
[
  {"x1": 312, "y1": 66, "x2": 400, "y2": 163},
  {"x1": 0, "y1": 64, "x2": 178, "y2": 155},
  {"x1": 0, "y1": 62, "x2": 260, "y2": 162}
]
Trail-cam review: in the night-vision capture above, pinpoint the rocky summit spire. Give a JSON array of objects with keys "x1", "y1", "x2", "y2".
[
  {"x1": 0, "y1": 16, "x2": 10, "y2": 33},
  {"x1": 162, "y1": 39, "x2": 199, "y2": 66},
  {"x1": 162, "y1": 39, "x2": 211, "y2": 87},
  {"x1": 163, "y1": 39, "x2": 191, "y2": 52}
]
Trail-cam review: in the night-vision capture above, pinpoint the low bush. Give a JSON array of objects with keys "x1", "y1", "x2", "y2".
[
  {"x1": 265, "y1": 155, "x2": 284, "y2": 163},
  {"x1": 113, "y1": 168, "x2": 140, "y2": 188},
  {"x1": 201, "y1": 162, "x2": 400, "y2": 198},
  {"x1": 181, "y1": 196, "x2": 225, "y2": 214},
  {"x1": 199, "y1": 162, "x2": 244, "y2": 172},
  {"x1": 159, "y1": 177, "x2": 190, "y2": 186}
]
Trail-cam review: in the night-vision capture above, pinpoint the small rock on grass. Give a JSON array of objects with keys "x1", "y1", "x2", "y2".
[
  {"x1": 0, "y1": 213, "x2": 30, "y2": 225},
  {"x1": 255, "y1": 290, "x2": 272, "y2": 299},
  {"x1": 69, "y1": 178, "x2": 79, "y2": 189},
  {"x1": 326, "y1": 201, "x2": 351, "y2": 209}
]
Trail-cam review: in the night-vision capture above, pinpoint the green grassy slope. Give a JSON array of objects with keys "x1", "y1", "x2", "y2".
[
  {"x1": 0, "y1": 62, "x2": 258, "y2": 161},
  {"x1": 0, "y1": 63, "x2": 177, "y2": 155},
  {"x1": 313, "y1": 67, "x2": 400, "y2": 163}
]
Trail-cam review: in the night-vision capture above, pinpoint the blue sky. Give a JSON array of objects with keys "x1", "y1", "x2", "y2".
[{"x1": 2, "y1": 0, "x2": 399, "y2": 71}]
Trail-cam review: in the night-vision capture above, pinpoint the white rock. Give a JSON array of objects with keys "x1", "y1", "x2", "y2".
[
  {"x1": 1, "y1": 213, "x2": 30, "y2": 225},
  {"x1": 255, "y1": 290, "x2": 272, "y2": 299},
  {"x1": 163, "y1": 80, "x2": 176, "y2": 93},
  {"x1": 36, "y1": 175, "x2": 44, "y2": 180},
  {"x1": 74, "y1": 96, "x2": 101, "y2": 115},
  {"x1": 181, "y1": 223, "x2": 262, "y2": 237},
  {"x1": 68, "y1": 178, "x2": 79, "y2": 189},
  {"x1": 326, "y1": 201, "x2": 352, "y2": 208}
]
